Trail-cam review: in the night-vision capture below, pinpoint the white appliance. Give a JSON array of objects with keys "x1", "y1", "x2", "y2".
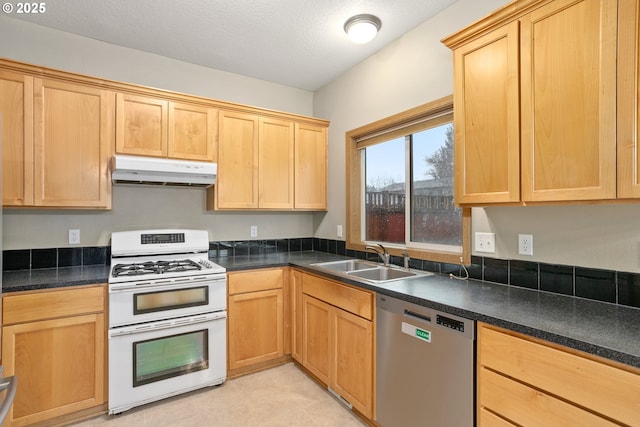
[
  {"x1": 111, "y1": 155, "x2": 217, "y2": 187},
  {"x1": 107, "y1": 229, "x2": 227, "y2": 415}
]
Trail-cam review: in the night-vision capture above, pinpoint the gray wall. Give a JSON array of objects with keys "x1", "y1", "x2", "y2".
[
  {"x1": 0, "y1": 15, "x2": 318, "y2": 249},
  {"x1": 4, "y1": 2, "x2": 640, "y2": 274},
  {"x1": 313, "y1": 0, "x2": 640, "y2": 273}
]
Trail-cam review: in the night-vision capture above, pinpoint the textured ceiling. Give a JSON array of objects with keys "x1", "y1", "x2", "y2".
[{"x1": 7, "y1": 0, "x2": 458, "y2": 90}]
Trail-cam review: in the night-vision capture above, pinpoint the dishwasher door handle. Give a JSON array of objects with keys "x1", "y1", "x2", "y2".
[{"x1": 403, "y1": 309, "x2": 431, "y2": 323}]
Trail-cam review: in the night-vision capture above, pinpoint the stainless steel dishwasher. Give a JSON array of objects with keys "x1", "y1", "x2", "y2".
[{"x1": 376, "y1": 294, "x2": 475, "y2": 427}]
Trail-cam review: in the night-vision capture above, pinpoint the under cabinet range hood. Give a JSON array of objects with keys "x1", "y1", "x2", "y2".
[{"x1": 111, "y1": 155, "x2": 216, "y2": 187}]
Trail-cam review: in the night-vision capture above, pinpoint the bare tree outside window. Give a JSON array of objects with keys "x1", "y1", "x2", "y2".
[
  {"x1": 347, "y1": 96, "x2": 469, "y2": 265},
  {"x1": 425, "y1": 125, "x2": 454, "y2": 179},
  {"x1": 365, "y1": 137, "x2": 405, "y2": 244},
  {"x1": 364, "y1": 123, "x2": 461, "y2": 247},
  {"x1": 412, "y1": 124, "x2": 461, "y2": 246}
]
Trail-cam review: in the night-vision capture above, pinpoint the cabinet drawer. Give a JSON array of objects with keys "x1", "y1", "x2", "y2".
[
  {"x1": 480, "y1": 367, "x2": 618, "y2": 427},
  {"x1": 3, "y1": 285, "x2": 105, "y2": 325},
  {"x1": 479, "y1": 324, "x2": 640, "y2": 426},
  {"x1": 302, "y1": 273, "x2": 373, "y2": 320},
  {"x1": 479, "y1": 408, "x2": 516, "y2": 427},
  {"x1": 228, "y1": 268, "x2": 283, "y2": 295}
]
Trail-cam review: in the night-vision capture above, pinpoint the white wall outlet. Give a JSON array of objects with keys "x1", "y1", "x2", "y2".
[
  {"x1": 250, "y1": 225, "x2": 258, "y2": 237},
  {"x1": 337, "y1": 225, "x2": 343, "y2": 238},
  {"x1": 518, "y1": 234, "x2": 533, "y2": 256},
  {"x1": 474, "y1": 232, "x2": 495, "y2": 253},
  {"x1": 68, "y1": 229, "x2": 80, "y2": 245}
]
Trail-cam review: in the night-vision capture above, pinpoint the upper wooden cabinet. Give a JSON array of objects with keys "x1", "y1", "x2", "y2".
[
  {"x1": 1, "y1": 71, "x2": 33, "y2": 206},
  {"x1": 34, "y1": 79, "x2": 114, "y2": 208},
  {"x1": 215, "y1": 110, "x2": 260, "y2": 209},
  {"x1": 260, "y1": 117, "x2": 295, "y2": 209},
  {"x1": 294, "y1": 123, "x2": 328, "y2": 210},
  {"x1": 2, "y1": 74, "x2": 113, "y2": 209},
  {"x1": 116, "y1": 93, "x2": 218, "y2": 162},
  {"x1": 444, "y1": 0, "x2": 622, "y2": 205},
  {"x1": 0, "y1": 58, "x2": 328, "y2": 211},
  {"x1": 520, "y1": 0, "x2": 617, "y2": 202},
  {"x1": 210, "y1": 111, "x2": 328, "y2": 211},
  {"x1": 450, "y1": 21, "x2": 520, "y2": 204},
  {"x1": 618, "y1": 0, "x2": 640, "y2": 198}
]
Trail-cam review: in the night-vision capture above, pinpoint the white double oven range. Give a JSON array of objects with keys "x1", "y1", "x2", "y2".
[{"x1": 107, "y1": 229, "x2": 227, "y2": 415}]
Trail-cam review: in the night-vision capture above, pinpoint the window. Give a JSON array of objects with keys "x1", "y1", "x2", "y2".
[{"x1": 346, "y1": 96, "x2": 470, "y2": 264}]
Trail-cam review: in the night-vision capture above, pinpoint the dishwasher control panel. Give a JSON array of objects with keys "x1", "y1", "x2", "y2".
[{"x1": 436, "y1": 314, "x2": 465, "y2": 332}]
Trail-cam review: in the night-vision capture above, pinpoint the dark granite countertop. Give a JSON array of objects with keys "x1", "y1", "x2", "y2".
[
  {"x1": 217, "y1": 251, "x2": 640, "y2": 369},
  {"x1": 2, "y1": 265, "x2": 110, "y2": 292},
  {"x1": 3, "y1": 251, "x2": 640, "y2": 369}
]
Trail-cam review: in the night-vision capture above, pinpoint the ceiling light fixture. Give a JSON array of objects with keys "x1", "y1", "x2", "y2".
[{"x1": 344, "y1": 14, "x2": 382, "y2": 44}]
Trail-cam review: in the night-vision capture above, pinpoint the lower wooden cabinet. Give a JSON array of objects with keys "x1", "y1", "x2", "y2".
[
  {"x1": 290, "y1": 269, "x2": 303, "y2": 362},
  {"x1": 332, "y1": 307, "x2": 373, "y2": 414},
  {"x1": 227, "y1": 268, "x2": 285, "y2": 373},
  {"x1": 478, "y1": 323, "x2": 640, "y2": 427},
  {"x1": 302, "y1": 295, "x2": 331, "y2": 384},
  {"x1": 227, "y1": 268, "x2": 374, "y2": 419},
  {"x1": 1, "y1": 285, "x2": 106, "y2": 427},
  {"x1": 300, "y1": 272, "x2": 374, "y2": 419}
]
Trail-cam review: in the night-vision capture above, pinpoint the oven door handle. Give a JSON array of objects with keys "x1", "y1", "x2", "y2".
[
  {"x1": 109, "y1": 311, "x2": 227, "y2": 337},
  {"x1": 109, "y1": 275, "x2": 225, "y2": 291}
]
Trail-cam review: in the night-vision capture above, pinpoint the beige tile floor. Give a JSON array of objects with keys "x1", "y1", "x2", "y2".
[{"x1": 69, "y1": 363, "x2": 368, "y2": 427}]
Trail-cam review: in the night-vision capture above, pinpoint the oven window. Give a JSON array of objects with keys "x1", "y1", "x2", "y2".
[
  {"x1": 134, "y1": 286, "x2": 209, "y2": 315},
  {"x1": 133, "y1": 329, "x2": 209, "y2": 387}
]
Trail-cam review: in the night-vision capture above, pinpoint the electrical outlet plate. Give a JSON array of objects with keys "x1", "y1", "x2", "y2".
[
  {"x1": 68, "y1": 229, "x2": 80, "y2": 245},
  {"x1": 337, "y1": 225, "x2": 343, "y2": 238},
  {"x1": 474, "y1": 232, "x2": 495, "y2": 253},
  {"x1": 518, "y1": 234, "x2": 533, "y2": 256},
  {"x1": 250, "y1": 225, "x2": 258, "y2": 238}
]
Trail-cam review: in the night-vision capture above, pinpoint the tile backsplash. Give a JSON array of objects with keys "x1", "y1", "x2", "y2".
[
  {"x1": 4, "y1": 237, "x2": 640, "y2": 310},
  {"x1": 3, "y1": 246, "x2": 110, "y2": 270}
]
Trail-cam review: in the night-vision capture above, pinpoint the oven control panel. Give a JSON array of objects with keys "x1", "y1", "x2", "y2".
[{"x1": 141, "y1": 233, "x2": 186, "y2": 245}]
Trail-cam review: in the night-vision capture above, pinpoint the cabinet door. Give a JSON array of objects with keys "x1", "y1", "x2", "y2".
[
  {"x1": 228, "y1": 289, "x2": 284, "y2": 370},
  {"x1": 116, "y1": 93, "x2": 168, "y2": 157},
  {"x1": 1, "y1": 71, "x2": 33, "y2": 206},
  {"x1": 34, "y1": 79, "x2": 113, "y2": 208},
  {"x1": 332, "y1": 308, "x2": 373, "y2": 419},
  {"x1": 618, "y1": 0, "x2": 640, "y2": 198},
  {"x1": 294, "y1": 123, "x2": 327, "y2": 210},
  {"x1": 216, "y1": 111, "x2": 259, "y2": 209},
  {"x1": 168, "y1": 102, "x2": 218, "y2": 162},
  {"x1": 259, "y1": 117, "x2": 294, "y2": 209},
  {"x1": 452, "y1": 21, "x2": 520, "y2": 204},
  {"x1": 290, "y1": 269, "x2": 303, "y2": 362},
  {"x1": 302, "y1": 294, "x2": 331, "y2": 385},
  {"x1": 520, "y1": 0, "x2": 617, "y2": 201},
  {"x1": 2, "y1": 313, "x2": 105, "y2": 426}
]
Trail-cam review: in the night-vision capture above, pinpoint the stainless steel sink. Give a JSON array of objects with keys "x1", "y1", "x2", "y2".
[
  {"x1": 311, "y1": 259, "x2": 379, "y2": 272},
  {"x1": 347, "y1": 267, "x2": 420, "y2": 282},
  {"x1": 310, "y1": 259, "x2": 432, "y2": 283}
]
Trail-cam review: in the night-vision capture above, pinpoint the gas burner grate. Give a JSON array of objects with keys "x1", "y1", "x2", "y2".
[{"x1": 112, "y1": 259, "x2": 202, "y2": 277}]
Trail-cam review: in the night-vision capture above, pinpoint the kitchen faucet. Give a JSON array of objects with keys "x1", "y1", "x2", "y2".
[
  {"x1": 401, "y1": 251, "x2": 410, "y2": 270},
  {"x1": 366, "y1": 243, "x2": 390, "y2": 266}
]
